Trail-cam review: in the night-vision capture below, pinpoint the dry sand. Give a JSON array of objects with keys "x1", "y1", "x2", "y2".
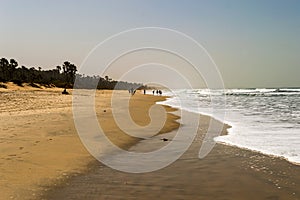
[
  {"x1": 0, "y1": 84, "x2": 178, "y2": 199},
  {"x1": 1, "y1": 83, "x2": 300, "y2": 200},
  {"x1": 0, "y1": 86, "x2": 89, "y2": 199}
]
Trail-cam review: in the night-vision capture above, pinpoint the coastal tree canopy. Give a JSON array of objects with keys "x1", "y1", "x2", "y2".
[{"x1": 0, "y1": 57, "x2": 146, "y2": 90}]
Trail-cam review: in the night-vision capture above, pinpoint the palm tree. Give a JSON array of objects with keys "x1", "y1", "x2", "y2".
[
  {"x1": 56, "y1": 66, "x2": 61, "y2": 74},
  {"x1": 0, "y1": 58, "x2": 9, "y2": 81},
  {"x1": 9, "y1": 59, "x2": 18, "y2": 80},
  {"x1": 62, "y1": 61, "x2": 77, "y2": 87},
  {"x1": 21, "y1": 66, "x2": 28, "y2": 82}
]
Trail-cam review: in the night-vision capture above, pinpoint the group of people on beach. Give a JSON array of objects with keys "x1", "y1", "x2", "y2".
[
  {"x1": 128, "y1": 88, "x2": 162, "y2": 96},
  {"x1": 128, "y1": 88, "x2": 136, "y2": 95},
  {"x1": 152, "y1": 90, "x2": 162, "y2": 96}
]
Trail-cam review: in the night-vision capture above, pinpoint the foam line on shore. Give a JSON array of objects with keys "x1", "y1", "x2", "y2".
[{"x1": 157, "y1": 95, "x2": 300, "y2": 166}]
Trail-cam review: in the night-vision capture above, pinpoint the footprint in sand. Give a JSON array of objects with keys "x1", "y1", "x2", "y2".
[
  {"x1": 19, "y1": 147, "x2": 24, "y2": 150},
  {"x1": 5, "y1": 155, "x2": 17, "y2": 160},
  {"x1": 16, "y1": 156, "x2": 24, "y2": 162}
]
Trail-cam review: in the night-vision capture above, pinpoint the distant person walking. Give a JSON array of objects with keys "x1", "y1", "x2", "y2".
[
  {"x1": 143, "y1": 89, "x2": 146, "y2": 95},
  {"x1": 129, "y1": 88, "x2": 135, "y2": 95},
  {"x1": 152, "y1": 90, "x2": 155, "y2": 95},
  {"x1": 159, "y1": 90, "x2": 162, "y2": 96}
]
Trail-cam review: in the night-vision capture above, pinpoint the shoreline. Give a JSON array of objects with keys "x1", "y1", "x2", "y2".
[
  {"x1": 159, "y1": 94, "x2": 300, "y2": 167},
  {"x1": 216, "y1": 140, "x2": 300, "y2": 168},
  {"x1": 2, "y1": 88, "x2": 300, "y2": 199},
  {"x1": 42, "y1": 109, "x2": 300, "y2": 200}
]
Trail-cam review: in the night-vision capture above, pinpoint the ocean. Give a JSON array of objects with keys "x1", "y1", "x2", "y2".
[{"x1": 157, "y1": 88, "x2": 300, "y2": 165}]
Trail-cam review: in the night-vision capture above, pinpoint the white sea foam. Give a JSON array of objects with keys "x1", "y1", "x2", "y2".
[{"x1": 157, "y1": 88, "x2": 300, "y2": 165}]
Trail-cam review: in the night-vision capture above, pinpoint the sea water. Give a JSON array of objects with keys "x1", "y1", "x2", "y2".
[{"x1": 157, "y1": 88, "x2": 300, "y2": 165}]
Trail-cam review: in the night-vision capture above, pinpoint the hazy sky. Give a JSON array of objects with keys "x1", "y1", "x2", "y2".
[{"x1": 1, "y1": 0, "x2": 299, "y2": 88}]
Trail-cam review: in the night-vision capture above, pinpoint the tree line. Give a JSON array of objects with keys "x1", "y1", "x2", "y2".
[{"x1": 0, "y1": 57, "x2": 146, "y2": 90}]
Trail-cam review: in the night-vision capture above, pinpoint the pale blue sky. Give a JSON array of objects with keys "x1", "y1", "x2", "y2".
[{"x1": 1, "y1": 0, "x2": 299, "y2": 88}]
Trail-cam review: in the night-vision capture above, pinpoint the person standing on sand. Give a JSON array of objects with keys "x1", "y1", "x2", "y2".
[
  {"x1": 152, "y1": 90, "x2": 155, "y2": 95},
  {"x1": 129, "y1": 88, "x2": 135, "y2": 95},
  {"x1": 62, "y1": 88, "x2": 69, "y2": 95},
  {"x1": 143, "y1": 89, "x2": 146, "y2": 95}
]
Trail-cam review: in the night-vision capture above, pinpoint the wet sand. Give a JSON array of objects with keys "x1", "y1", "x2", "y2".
[{"x1": 43, "y1": 114, "x2": 300, "y2": 199}]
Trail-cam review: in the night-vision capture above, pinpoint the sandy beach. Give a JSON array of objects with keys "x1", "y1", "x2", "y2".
[
  {"x1": 0, "y1": 84, "x2": 178, "y2": 199},
  {"x1": 2, "y1": 1, "x2": 299, "y2": 199},
  {"x1": 1, "y1": 85, "x2": 300, "y2": 200},
  {"x1": 43, "y1": 113, "x2": 300, "y2": 200}
]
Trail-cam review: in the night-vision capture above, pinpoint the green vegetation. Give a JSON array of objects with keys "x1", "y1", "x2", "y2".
[{"x1": 0, "y1": 58, "x2": 146, "y2": 90}]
